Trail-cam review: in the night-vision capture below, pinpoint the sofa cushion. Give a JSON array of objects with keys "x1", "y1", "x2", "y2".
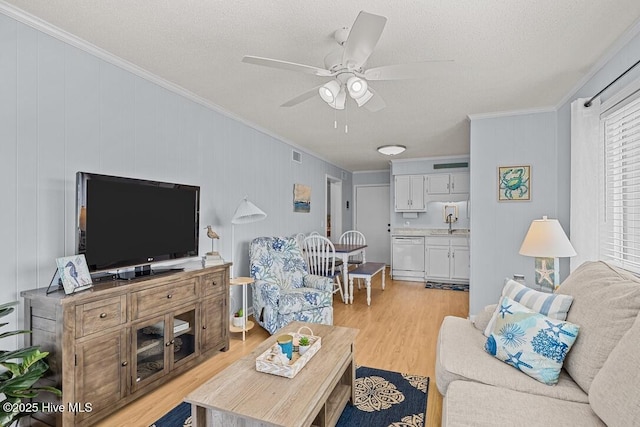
[
  {"x1": 435, "y1": 316, "x2": 588, "y2": 402},
  {"x1": 556, "y1": 261, "x2": 640, "y2": 393},
  {"x1": 473, "y1": 304, "x2": 496, "y2": 332},
  {"x1": 484, "y1": 279, "x2": 574, "y2": 337},
  {"x1": 589, "y1": 313, "x2": 640, "y2": 426},
  {"x1": 485, "y1": 297, "x2": 580, "y2": 385},
  {"x1": 442, "y1": 381, "x2": 605, "y2": 427}
]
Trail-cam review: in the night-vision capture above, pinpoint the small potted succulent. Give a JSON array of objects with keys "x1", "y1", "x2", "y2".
[
  {"x1": 232, "y1": 308, "x2": 244, "y2": 328},
  {"x1": 298, "y1": 336, "x2": 311, "y2": 355}
]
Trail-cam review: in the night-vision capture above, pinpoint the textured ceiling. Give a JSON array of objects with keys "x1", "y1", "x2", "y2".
[{"x1": 4, "y1": 1, "x2": 640, "y2": 171}]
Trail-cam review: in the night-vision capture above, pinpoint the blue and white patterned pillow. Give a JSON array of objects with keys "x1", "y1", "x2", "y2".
[
  {"x1": 483, "y1": 279, "x2": 574, "y2": 337},
  {"x1": 485, "y1": 296, "x2": 580, "y2": 385}
]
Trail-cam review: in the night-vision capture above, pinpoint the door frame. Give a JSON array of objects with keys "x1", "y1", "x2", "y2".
[{"x1": 325, "y1": 174, "x2": 343, "y2": 239}]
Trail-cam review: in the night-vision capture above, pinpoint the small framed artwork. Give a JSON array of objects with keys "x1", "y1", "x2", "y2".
[
  {"x1": 56, "y1": 254, "x2": 93, "y2": 295},
  {"x1": 293, "y1": 184, "x2": 311, "y2": 213},
  {"x1": 498, "y1": 165, "x2": 531, "y2": 201}
]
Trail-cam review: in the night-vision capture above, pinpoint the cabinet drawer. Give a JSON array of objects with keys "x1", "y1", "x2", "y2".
[
  {"x1": 201, "y1": 271, "x2": 225, "y2": 297},
  {"x1": 132, "y1": 279, "x2": 197, "y2": 320},
  {"x1": 75, "y1": 296, "x2": 127, "y2": 338}
]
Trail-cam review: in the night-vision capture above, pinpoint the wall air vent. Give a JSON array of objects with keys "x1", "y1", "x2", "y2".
[
  {"x1": 433, "y1": 162, "x2": 469, "y2": 170},
  {"x1": 292, "y1": 150, "x2": 302, "y2": 164}
]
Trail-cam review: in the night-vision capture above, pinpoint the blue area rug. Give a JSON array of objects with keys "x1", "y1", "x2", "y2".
[
  {"x1": 151, "y1": 366, "x2": 428, "y2": 427},
  {"x1": 425, "y1": 281, "x2": 469, "y2": 292}
]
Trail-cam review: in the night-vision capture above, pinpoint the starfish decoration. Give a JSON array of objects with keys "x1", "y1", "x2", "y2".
[
  {"x1": 543, "y1": 320, "x2": 577, "y2": 338},
  {"x1": 498, "y1": 302, "x2": 513, "y2": 319},
  {"x1": 505, "y1": 350, "x2": 533, "y2": 371},
  {"x1": 536, "y1": 258, "x2": 555, "y2": 286}
]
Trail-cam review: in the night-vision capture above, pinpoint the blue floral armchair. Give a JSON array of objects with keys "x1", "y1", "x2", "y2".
[{"x1": 250, "y1": 236, "x2": 333, "y2": 334}]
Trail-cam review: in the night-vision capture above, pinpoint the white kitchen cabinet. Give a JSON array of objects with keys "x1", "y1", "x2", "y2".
[
  {"x1": 425, "y1": 236, "x2": 469, "y2": 283},
  {"x1": 450, "y1": 244, "x2": 470, "y2": 280},
  {"x1": 394, "y1": 175, "x2": 425, "y2": 212},
  {"x1": 450, "y1": 172, "x2": 470, "y2": 194},
  {"x1": 426, "y1": 172, "x2": 469, "y2": 196},
  {"x1": 426, "y1": 174, "x2": 450, "y2": 194}
]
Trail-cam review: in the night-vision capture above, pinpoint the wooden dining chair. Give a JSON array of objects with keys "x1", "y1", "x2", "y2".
[
  {"x1": 302, "y1": 235, "x2": 344, "y2": 303},
  {"x1": 339, "y1": 230, "x2": 367, "y2": 288}
]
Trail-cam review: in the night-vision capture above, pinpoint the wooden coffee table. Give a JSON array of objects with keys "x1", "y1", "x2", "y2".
[{"x1": 185, "y1": 321, "x2": 358, "y2": 427}]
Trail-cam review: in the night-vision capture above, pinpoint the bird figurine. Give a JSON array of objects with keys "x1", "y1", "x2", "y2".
[{"x1": 205, "y1": 225, "x2": 220, "y2": 255}]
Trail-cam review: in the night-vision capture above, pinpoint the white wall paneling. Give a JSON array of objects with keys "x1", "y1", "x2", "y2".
[{"x1": 0, "y1": 14, "x2": 352, "y2": 347}]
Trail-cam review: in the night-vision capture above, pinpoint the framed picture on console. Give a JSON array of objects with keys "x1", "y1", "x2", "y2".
[{"x1": 56, "y1": 254, "x2": 93, "y2": 295}]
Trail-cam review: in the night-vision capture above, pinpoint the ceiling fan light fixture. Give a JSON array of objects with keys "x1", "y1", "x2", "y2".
[
  {"x1": 319, "y1": 80, "x2": 341, "y2": 104},
  {"x1": 329, "y1": 88, "x2": 346, "y2": 110},
  {"x1": 347, "y1": 76, "x2": 368, "y2": 99},
  {"x1": 377, "y1": 145, "x2": 406, "y2": 156},
  {"x1": 355, "y1": 89, "x2": 373, "y2": 107}
]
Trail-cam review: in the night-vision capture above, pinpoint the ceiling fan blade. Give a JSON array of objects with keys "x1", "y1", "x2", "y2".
[
  {"x1": 363, "y1": 87, "x2": 386, "y2": 112},
  {"x1": 364, "y1": 60, "x2": 454, "y2": 80},
  {"x1": 342, "y1": 11, "x2": 387, "y2": 69},
  {"x1": 242, "y1": 56, "x2": 334, "y2": 77},
  {"x1": 280, "y1": 84, "x2": 325, "y2": 107}
]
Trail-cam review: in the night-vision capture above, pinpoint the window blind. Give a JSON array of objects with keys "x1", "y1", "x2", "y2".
[{"x1": 601, "y1": 96, "x2": 640, "y2": 273}]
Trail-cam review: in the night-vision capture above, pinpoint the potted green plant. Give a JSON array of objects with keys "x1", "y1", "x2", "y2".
[
  {"x1": 298, "y1": 336, "x2": 311, "y2": 355},
  {"x1": 0, "y1": 301, "x2": 61, "y2": 426},
  {"x1": 232, "y1": 308, "x2": 244, "y2": 328}
]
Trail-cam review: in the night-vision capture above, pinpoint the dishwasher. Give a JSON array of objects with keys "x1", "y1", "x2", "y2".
[{"x1": 391, "y1": 236, "x2": 425, "y2": 281}]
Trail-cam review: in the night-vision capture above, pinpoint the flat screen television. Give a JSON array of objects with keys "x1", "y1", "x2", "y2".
[{"x1": 76, "y1": 172, "x2": 200, "y2": 278}]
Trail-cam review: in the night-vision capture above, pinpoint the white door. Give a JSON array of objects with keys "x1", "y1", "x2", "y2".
[{"x1": 355, "y1": 185, "x2": 390, "y2": 265}]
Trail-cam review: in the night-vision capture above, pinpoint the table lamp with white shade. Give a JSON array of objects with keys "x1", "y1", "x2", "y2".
[
  {"x1": 519, "y1": 216, "x2": 577, "y2": 291},
  {"x1": 230, "y1": 196, "x2": 267, "y2": 278}
]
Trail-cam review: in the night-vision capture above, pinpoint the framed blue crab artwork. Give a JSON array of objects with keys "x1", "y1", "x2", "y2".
[{"x1": 498, "y1": 165, "x2": 530, "y2": 201}]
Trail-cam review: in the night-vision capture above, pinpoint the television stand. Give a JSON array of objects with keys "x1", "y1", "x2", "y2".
[{"x1": 115, "y1": 265, "x2": 185, "y2": 280}]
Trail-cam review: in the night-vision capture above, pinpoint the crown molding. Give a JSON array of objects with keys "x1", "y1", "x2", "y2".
[
  {"x1": 467, "y1": 106, "x2": 556, "y2": 121},
  {"x1": 0, "y1": 1, "x2": 347, "y2": 172},
  {"x1": 389, "y1": 154, "x2": 470, "y2": 164},
  {"x1": 352, "y1": 169, "x2": 390, "y2": 174}
]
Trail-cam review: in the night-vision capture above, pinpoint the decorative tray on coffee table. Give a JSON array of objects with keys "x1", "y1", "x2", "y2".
[{"x1": 255, "y1": 326, "x2": 321, "y2": 378}]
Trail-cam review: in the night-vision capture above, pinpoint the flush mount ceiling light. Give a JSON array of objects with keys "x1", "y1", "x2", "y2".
[{"x1": 377, "y1": 145, "x2": 406, "y2": 156}]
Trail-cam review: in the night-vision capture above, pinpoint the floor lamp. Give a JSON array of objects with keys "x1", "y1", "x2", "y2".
[
  {"x1": 519, "y1": 216, "x2": 577, "y2": 291},
  {"x1": 230, "y1": 196, "x2": 267, "y2": 278}
]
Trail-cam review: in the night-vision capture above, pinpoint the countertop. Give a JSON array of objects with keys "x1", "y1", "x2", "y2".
[{"x1": 392, "y1": 228, "x2": 470, "y2": 237}]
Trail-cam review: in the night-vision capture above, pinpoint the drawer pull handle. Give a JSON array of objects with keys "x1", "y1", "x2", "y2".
[
  {"x1": 211, "y1": 281, "x2": 217, "y2": 286},
  {"x1": 121, "y1": 361, "x2": 128, "y2": 367},
  {"x1": 167, "y1": 294, "x2": 173, "y2": 299},
  {"x1": 165, "y1": 341, "x2": 171, "y2": 347},
  {"x1": 202, "y1": 325, "x2": 207, "y2": 330},
  {"x1": 170, "y1": 340, "x2": 175, "y2": 345},
  {"x1": 99, "y1": 313, "x2": 107, "y2": 318}
]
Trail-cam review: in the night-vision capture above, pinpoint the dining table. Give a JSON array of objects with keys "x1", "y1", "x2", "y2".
[{"x1": 333, "y1": 243, "x2": 367, "y2": 304}]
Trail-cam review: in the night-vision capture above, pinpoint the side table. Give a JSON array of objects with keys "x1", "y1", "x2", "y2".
[{"x1": 229, "y1": 277, "x2": 254, "y2": 341}]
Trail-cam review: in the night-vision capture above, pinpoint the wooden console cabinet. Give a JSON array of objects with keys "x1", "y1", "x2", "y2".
[{"x1": 21, "y1": 263, "x2": 230, "y2": 427}]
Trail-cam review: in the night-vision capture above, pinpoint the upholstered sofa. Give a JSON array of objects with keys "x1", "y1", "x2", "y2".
[
  {"x1": 436, "y1": 261, "x2": 640, "y2": 426},
  {"x1": 249, "y1": 236, "x2": 333, "y2": 334}
]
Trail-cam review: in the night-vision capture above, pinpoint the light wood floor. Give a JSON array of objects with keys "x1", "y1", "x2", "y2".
[{"x1": 96, "y1": 270, "x2": 469, "y2": 427}]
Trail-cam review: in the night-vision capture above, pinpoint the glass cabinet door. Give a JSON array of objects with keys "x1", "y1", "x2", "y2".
[
  {"x1": 134, "y1": 316, "x2": 166, "y2": 388},
  {"x1": 172, "y1": 306, "x2": 197, "y2": 368}
]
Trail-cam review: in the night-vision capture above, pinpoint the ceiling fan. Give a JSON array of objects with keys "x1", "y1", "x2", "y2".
[{"x1": 242, "y1": 10, "x2": 451, "y2": 112}]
